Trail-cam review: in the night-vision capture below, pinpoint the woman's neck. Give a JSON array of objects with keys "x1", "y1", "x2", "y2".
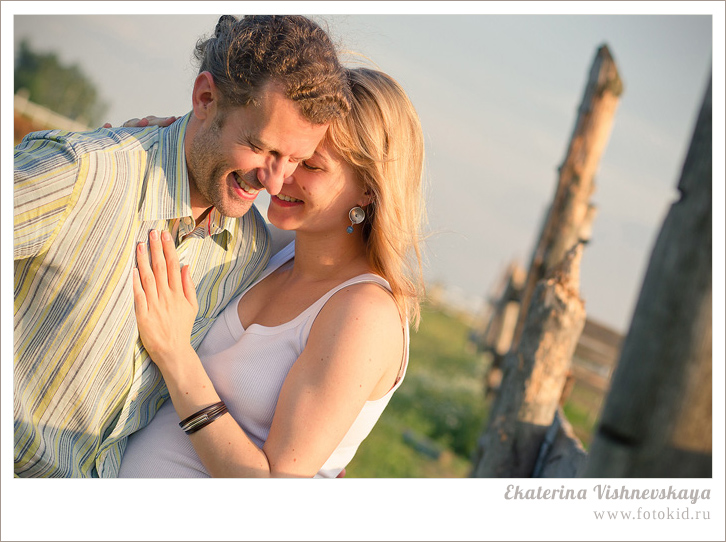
[{"x1": 289, "y1": 230, "x2": 370, "y2": 283}]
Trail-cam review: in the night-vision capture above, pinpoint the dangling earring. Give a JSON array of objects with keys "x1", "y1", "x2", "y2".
[{"x1": 347, "y1": 206, "x2": 365, "y2": 234}]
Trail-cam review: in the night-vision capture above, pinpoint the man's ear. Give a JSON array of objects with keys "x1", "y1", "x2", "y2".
[{"x1": 191, "y1": 71, "x2": 219, "y2": 121}]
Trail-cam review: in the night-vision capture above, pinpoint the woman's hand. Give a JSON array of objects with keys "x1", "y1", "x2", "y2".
[
  {"x1": 102, "y1": 115, "x2": 178, "y2": 129},
  {"x1": 133, "y1": 229, "x2": 198, "y2": 370}
]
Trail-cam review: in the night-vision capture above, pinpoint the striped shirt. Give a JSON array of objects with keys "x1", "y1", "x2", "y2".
[{"x1": 14, "y1": 114, "x2": 271, "y2": 477}]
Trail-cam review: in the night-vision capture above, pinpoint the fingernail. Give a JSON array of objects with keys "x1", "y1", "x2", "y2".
[
  {"x1": 150, "y1": 230, "x2": 158, "y2": 240},
  {"x1": 138, "y1": 242, "x2": 145, "y2": 253},
  {"x1": 162, "y1": 231, "x2": 172, "y2": 242}
]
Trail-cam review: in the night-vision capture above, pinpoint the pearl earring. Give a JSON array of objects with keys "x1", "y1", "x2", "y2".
[{"x1": 347, "y1": 206, "x2": 365, "y2": 234}]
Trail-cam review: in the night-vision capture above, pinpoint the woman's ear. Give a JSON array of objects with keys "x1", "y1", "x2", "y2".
[
  {"x1": 191, "y1": 71, "x2": 219, "y2": 121},
  {"x1": 359, "y1": 188, "x2": 373, "y2": 208}
]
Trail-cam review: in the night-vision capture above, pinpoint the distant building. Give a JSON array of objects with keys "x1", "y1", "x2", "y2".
[
  {"x1": 572, "y1": 318, "x2": 623, "y2": 388},
  {"x1": 568, "y1": 318, "x2": 623, "y2": 433}
]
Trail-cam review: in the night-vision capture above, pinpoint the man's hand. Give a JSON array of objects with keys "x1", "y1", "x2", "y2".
[{"x1": 102, "y1": 115, "x2": 178, "y2": 129}]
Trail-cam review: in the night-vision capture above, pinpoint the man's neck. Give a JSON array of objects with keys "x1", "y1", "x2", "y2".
[
  {"x1": 194, "y1": 206, "x2": 213, "y2": 228},
  {"x1": 183, "y1": 114, "x2": 211, "y2": 226}
]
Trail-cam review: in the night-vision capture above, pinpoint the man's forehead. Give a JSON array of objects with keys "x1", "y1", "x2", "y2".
[{"x1": 243, "y1": 119, "x2": 328, "y2": 160}]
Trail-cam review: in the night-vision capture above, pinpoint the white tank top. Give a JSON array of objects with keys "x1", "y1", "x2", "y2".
[{"x1": 119, "y1": 241, "x2": 408, "y2": 478}]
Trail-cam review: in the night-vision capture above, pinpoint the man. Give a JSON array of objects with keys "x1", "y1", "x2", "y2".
[{"x1": 14, "y1": 15, "x2": 351, "y2": 477}]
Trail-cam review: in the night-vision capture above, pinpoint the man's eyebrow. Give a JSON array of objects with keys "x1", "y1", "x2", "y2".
[
  {"x1": 243, "y1": 134, "x2": 267, "y2": 149},
  {"x1": 245, "y1": 134, "x2": 309, "y2": 162}
]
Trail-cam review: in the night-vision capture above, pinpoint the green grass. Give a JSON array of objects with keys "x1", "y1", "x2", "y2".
[
  {"x1": 345, "y1": 302, "x2": 488, "y2": 477},
  {"x1": 563, "y1": 397, "x2": 598, "y2": 449}
]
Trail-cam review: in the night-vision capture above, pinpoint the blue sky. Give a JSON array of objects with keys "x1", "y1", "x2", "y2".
[{"x1": 3, "y1": 3, "x2": 725, "y2": 541}]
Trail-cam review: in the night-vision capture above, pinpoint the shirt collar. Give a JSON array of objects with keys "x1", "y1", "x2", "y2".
[{"x1": 176, "y1": 207, "x2": 233, "y2": 239}]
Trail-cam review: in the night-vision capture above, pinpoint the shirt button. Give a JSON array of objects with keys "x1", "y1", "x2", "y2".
[{"x1": 183, "y1": 217, "x2": 192, "y2": 225}]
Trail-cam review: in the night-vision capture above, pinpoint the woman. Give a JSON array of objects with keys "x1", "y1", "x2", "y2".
[{"x1": 118, "y1": 67, "x2": 425, "y2": 478}]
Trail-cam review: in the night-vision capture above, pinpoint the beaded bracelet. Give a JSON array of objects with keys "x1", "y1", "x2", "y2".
[{"x1": 179, "y1": 401, "x2": 228, "y2": 435}]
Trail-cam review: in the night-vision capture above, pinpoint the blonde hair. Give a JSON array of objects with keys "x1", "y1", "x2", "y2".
[{"x1": 326, "y1": 68, "x2": 426, "y2": 328}]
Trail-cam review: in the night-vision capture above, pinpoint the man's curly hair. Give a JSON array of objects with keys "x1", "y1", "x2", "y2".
[{"x1": 195, "y1": 15, "x2": 351, "y2": 124}]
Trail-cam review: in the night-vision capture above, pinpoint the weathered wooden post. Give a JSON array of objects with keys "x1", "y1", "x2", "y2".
[
  {"x1": 583, "y1": 76, "x2": 712, "y2": 478},
  {"x1": 472, "y1": 245, "x2": 587, "y2": 476},
  {"x1": 472, "y1": 44, "x2": 623, "y2": 477},
  {"x1": 512, "y1": 44, "x2": 622, "y2": 347},
  {"x1": 479, "y1": 263, "x2": 525, "y2": 395},
  {"x1": 483, "y1": 44, "x2": 623, "y2": 397}
]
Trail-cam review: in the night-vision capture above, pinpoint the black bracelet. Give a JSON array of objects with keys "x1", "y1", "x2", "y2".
[{"x1": 179, "y1": 401, "x2": 228, "y2": 435}]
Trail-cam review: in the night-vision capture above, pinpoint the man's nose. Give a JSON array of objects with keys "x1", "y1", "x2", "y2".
[
  {"x1": 258, "y1": 157, "x2": 300, "y2": 195},
  {"x1": 257, "y1": 156, "x2": 287, "y2": 196},
  {"x1": 282, "y1": 159, "x2": 299, "y2": 180}
]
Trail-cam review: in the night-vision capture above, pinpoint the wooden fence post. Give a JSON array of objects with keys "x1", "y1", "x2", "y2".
[
  {"x1": 472, "y1": 245, "x2": 587, "y2": 477},
  {"x1": 583, "y1": 76, "x2": 712, "y2": 478},
  {"x1": 512, "y1": 44, "x2": 622, "y2": 347},
  {"x1": 471, "y1": 45, "x2": 623, "y2": 477},
  {"x1": 482, "y1": 44, "x2": 622, "y2": 399},
  {"x1": 479, "y1": 263, "x2": 526, "y2": 396}
]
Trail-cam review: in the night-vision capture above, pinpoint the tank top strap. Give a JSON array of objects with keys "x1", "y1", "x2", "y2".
[{"x1": 299, "y1": 272, "x2": 392, "y2": 332}]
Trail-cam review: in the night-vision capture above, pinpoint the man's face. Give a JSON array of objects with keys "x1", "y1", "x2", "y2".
[{"x1": 186, "y1": 81, "x2": 329, "y2": 219}]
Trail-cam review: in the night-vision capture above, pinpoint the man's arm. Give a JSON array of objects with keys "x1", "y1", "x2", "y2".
[{"x1": 14, "y1": 132, "x2": 81, "y2": 260}]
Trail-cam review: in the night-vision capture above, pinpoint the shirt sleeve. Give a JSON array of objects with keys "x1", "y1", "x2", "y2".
[{"x1": 14, "y1": 131, "x2": 82, "y2": 260}]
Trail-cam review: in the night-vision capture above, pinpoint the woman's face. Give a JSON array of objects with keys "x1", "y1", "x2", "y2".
[{"x1": 266, "y1": 141, "x2": 368, "y2": 235}]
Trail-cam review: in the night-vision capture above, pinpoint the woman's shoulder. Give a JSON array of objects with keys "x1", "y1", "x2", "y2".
[
  {"x1": 309, "y1": 277, "x2": 406, "y2": 400},
  {"x1": 315, "y1": 277, "x2": 403, "y2": 339}
]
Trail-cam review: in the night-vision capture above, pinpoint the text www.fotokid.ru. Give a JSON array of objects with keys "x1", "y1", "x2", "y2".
[{"x1": 594, "y1": 507, "x2": 711, "y2": 520}]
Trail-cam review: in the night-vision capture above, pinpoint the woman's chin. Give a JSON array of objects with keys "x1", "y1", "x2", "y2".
[{"x1": 268, "y1": 217, "x2": 297, "y2": 232}]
